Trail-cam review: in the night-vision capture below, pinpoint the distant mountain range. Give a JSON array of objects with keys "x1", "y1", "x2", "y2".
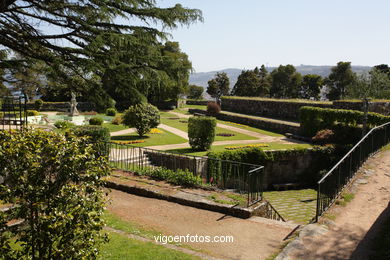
[{"x1": 189, "y1": 65, "x2": 372, "y2": 88}]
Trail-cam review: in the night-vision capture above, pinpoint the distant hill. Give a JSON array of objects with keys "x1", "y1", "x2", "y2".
[{"x1": 189, "y1": 65, "x2": 372, "y2": 89}]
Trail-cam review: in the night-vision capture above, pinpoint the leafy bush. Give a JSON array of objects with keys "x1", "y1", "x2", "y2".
[
  {"x1": 72, "y1": 126, "x2": 111, "y2": 156},
  {"x1": 34, "y1": 99, "x2": 44, "y2": 111},
  {"x1": 106, "y1": 108, "x2": 117, "y2": 116},
  {"x1": 300, "y1": 106, "x2": 390, "y2": 137},
  {"x1": 89, "y1": 116, "x2": 104, "y2": 125},
  {"x1": 122, "y1": 103, "x2": 160, "y2": 137},
  {"x1": 207, "y1": 101, "x2": 221, "y2": 116},
  {"x1": 137, "y1": 167, "x2": 202, "y2": 187},
  {"x1": 188, "y1": 116, "x2": 216, "y2": 150},
  {"x1": 312, "y1": 129, "x2": 335, "y2": 145},
  {"x1": 111, "y1": 116, "x2": 122, "y2": 125},
  {"x1": 27, "y1": 110, "x2": 39, "y2": 116},
  {"x1": 54, "y1": 120, "x2": 75, "y2": 129},
  {"x1": 0, "y1": 130, "x2": 109, "y2": 259}
]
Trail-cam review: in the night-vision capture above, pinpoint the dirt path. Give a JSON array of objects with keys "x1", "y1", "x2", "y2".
[
  {"x1": 288, "y1": 149, "x2": 390, "y2": 260},
  {"x1": 108, "y1": 189, "x2": 297, "y2": 260}
]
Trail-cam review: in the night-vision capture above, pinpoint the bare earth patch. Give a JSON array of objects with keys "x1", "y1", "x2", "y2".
[{"x1": 107, "y1": 189, "x2": 297, "y2": 260}]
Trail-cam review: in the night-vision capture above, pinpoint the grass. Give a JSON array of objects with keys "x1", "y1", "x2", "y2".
[
  {"x1": 103, "y1": 123, "x2": 129, "y2": 132},
  {"x1": 160, "y1": 112, "x2": 257, "y2": 141},
  {"x1": 111, "y1": 128, "x2": 187, "y2": 147},
  {"x1": 99, "y1": 231, "x2": 198, "y2": 260},
  {"x1": 207, "y1": 192, "x2": 247, "y2": 206},
  {"x1": 216, "y1": 119, "x2": 283, "y2": 137},
  {"x1": 263, "y1": 189, "x2": 317, "y2": 224},
  {"x1": 167, "y1": 142, "x2": 313, "y2": 156}
]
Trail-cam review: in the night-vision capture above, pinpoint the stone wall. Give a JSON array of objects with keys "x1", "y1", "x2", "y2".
[
  {"x1": 333, "y1": 100, "x2": 390, "y2": 116},
  {"x1": 186, "y1": 100, "x2": 209, "y2": 106},
  {"x1": 188, "y1": 108, "x2": 300, "y2": 135},
  {"x1": 221, "y1": 97, "x2": 332, "y2": 121}
]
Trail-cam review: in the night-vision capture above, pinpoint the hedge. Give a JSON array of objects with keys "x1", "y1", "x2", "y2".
[
  {"x1": 72, "y1": 126, "x2": 111, "y2": 156},
  {"x1": 188, "y1": 116, "x2": 216, "y2": 150},
  {"x1": 300, "y1": 106, "x2": 390, "y2": 137},
  {"x1": 136, "y1": 167, "x2": 202, "y2": 187}
]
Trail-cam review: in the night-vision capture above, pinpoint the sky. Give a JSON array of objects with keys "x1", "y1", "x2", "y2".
[{"x1": 158, "y1": 0, "x2": 390, "y2": 72}]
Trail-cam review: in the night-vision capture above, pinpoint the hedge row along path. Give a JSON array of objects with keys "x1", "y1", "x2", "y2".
[{"x1": 285, "y1": 148, "x2": 390, "y2": 260}]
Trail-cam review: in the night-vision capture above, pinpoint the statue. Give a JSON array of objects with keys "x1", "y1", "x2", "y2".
[{"x1": 68, "y1": 92, "x2": 79, "y2": 116}]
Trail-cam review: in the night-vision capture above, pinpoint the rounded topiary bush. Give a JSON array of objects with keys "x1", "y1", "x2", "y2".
[
  {"x1": 34, "y1": 99, "x2": 44, "y2": 111},
  {"x1": 27, "y1": 110, "x2": 39, "y2": 116},
  {"x1": 89, "y1": 117, "x2": 103, "y2": 125},
  {"x1": 188, "y1": 116, "x2": 216, "y2": 151},
  {"x1": 122, "y1": 103, "x2": 160, "y2": 137},
  {"x1": 54, "y1": 120, "x2": 75, "y2": 129},
  {"x1": 105, "y1": 108, "x2": 116, "y2": 116},
  {"x1": 207, "y1": 101, "x2": 221, "y2": 116}
]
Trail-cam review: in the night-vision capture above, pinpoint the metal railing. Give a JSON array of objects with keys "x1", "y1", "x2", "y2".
[
  {"x1": 316, "y1": 121, "x2": 390, "y2": 221},
  {"x1": 0, "y1": 96, "x2": 27, "y2": 131},
  {"x1": 265, "y1": 201, "x2": 286, "y2": 222},
  {"x1": 108, "y1": 142, "x2": 265, "y2": 207}
]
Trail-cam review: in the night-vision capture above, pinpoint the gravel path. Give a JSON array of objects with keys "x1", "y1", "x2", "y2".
[
  {"x1": 108, "y1": 189, "x2": 298, "y2": 260},
  {"x1": 287, "y1": 149, "x2": 390, "y2": 260}
]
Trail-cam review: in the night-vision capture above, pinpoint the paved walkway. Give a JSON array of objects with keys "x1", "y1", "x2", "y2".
[
  {"x1": 108, "y1": 189, "x2": 298, "y2": 260},
  {"x1": 285, "y1": 149, "x2": 390, "y2": 260},
  {"x1": 110, "y1": 128, "x2": 136, "y2": 136}
]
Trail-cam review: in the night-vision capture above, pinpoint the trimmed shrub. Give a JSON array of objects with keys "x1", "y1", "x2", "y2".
[
  {"x1": 0, "y1": 129, "x2": 109, "y2": 259},
  {"x1": 89, "y1": 117, "x2": 104, "y2": 125},
  {"x1": 54, "y1": 120, "x2": 75, "y2": 129},
  {"x1": 27, "y1": 110, "x2": 39, "y2": 116},
  {"x1": 34, "y1": 99, "x2": 44, "y2": 111},
  {"x1": 111, "y1": 116, "x2": 122, "y2": 125},
  {"x1": 72, "y1": 126, "x2": 111, "y2": 156},
  {"x1": 105, "y1": 108, "x2": 117, "y2": 116},
  {"x1": 188, "y1": 116, "x2": 216, "y2": 150},
  {"x1": 122, "y1": 103, "x2": 160, "y2": 137},
  {"x1": 300, "y1": 106, "x2": 390, "y2": 137},
  {"x1": 207, "y1": 101, "x2": 221, "y2": 116},
  {"x1": 137, "y1": 167, "x2": 202, "y2": 187}
]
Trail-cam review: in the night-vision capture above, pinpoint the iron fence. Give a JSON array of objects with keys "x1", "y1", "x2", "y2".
[
  {"x1": 108, "y1": 142, "x2": 264, "y2": 207},
  {"x1": 264, "y1": 201, "x2": 286, "y2": 222},
  {"x1": 316, "y1": 121, "x2": 390, "y2": 221},
  {"x1": 0, "y1": 96, "x2": 27, "y2": 131}
]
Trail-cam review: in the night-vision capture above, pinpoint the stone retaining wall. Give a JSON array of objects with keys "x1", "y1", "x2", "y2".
[
  {"x1": 186, "y1": 100, "x2": 209, "y2": 106},
  {"x1": 188, "y1": 108, "x2": 300, "y2": 135},
  {"x1": 333, "y1": 101, "x2": 390, "y2": 116}
]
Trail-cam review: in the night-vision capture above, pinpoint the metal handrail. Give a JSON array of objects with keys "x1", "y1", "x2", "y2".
[{"x1": 318, "y1": 121, "x2": 390, "y2": 184}]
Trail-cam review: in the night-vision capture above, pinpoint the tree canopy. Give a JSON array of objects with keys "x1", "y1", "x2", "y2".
[
  {"x1": 299, "y1": 74, "x2": 323, "y2": 100},
  {"x1": 325, "y1": 61, "x2": 356, "y2": 100},
  {"x1": 346, "y1": 68, "x2": 390, "y2": 99},
  {"x1": 270, "y1": 64, "x2": 302, "y2": 98},
  {"x1": 187, "y1": 84, "x2": 204, "y2": 99},
  {"x1": 0, "y1": 1, "x2": 202, "y2": 107},
  {"x1": 207, "y1": 72, "x2": 230, "y2": 101},
  {"x1": 231, "y1": 66, "x2": 270, "y2": 97}
]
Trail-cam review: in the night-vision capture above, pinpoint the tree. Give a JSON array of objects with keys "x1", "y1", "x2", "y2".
[
  {"x1": 270, "y1": 65, "x2": 302, "y2": 98},
  {"x1": 325, "y1": 62, "x2": 356, "y2": 100},
  {"x1": 346, "y1": 68, "x2": 390, "y2": 99},
  {"x1": 188, "y1": 116, "x2": 216, "y2": 151},
  {"x1": 188, "y1": 85, "x2": 204, "y2": 99},
  {"x1": 122, "y1": 103, "x2": 160, "y2": 137},
  {"x1": 299, "y1": 74, "x2": 323, "y2": 100},
  {"x1": 373, "y1": 64, "x2": 390, "y2": 77},
  {"x1": 0, "y1": 1, "x2": 202, "y2": 105},
  {"x1": 0, "y1": 130, "x2": 110, "y2": 259},
  {"x1": 207, "y1": 72, "x2": 230, "y2": 102},
  {"x1": 231, "y1": 66, "x2": 270, "y2": 97},
  {"x1": 231, "y1": 69, "x2": 260, "y2": 96}
]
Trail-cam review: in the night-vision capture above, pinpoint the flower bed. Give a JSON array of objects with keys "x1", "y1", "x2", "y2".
[{"x1": 225, "y1": 144, "x2": 269, "y2": 150}]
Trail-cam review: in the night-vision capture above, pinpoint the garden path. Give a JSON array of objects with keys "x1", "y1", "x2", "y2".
[
  {"x1": 286, "y1": 148, "x2": 390, "y2": 260},
  {"x1": 108, "y1": 189, "x2": 298, "y2": 260}
]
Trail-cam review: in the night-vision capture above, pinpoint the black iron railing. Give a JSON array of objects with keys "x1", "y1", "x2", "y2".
[
  {"x1": 108, "y1": 142, "x2": 265, "y2": 207},
  {"x1": 265, "y1": 201, "x2": 286, "y2": 222},
  {"x1": 316, "y1": 121, "x2": 390, "y2": 221},
  {"x1": 0, "y1": 96, "x2": 27, "y2": 131}
]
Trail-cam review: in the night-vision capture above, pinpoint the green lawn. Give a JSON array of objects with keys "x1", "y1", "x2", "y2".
[
  {"x1": 100, "y1": 232, "x2": 198, "y2": 260},
  {"x1": 167, "y1": 142, "x2": 313, "y2": 156},
  {"x1": 103, "y1": 123, "x2": 129, "y2": 132},
  {"x1": 111, "y1": 128, "x2": 187, "y2": 147},
  {"x1": 263, "y1": 189, "x2": 317, "y2": 224},
  {"x1": 160, "y1": 113, "x2": 257, "y2": 141}
]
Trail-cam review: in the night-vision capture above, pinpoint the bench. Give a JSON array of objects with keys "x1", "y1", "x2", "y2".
[{"x1": 273, "y1": 183, "x2": 301, "y2": 191}]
